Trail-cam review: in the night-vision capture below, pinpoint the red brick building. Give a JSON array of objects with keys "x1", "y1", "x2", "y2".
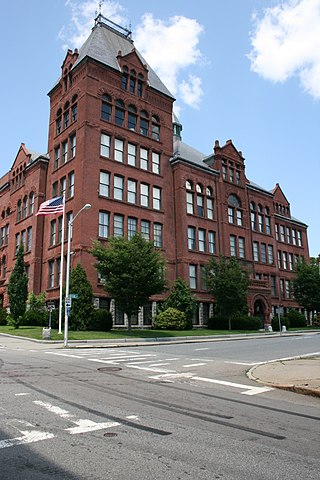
[{"x1": 0, "y1": 15, "x2": 309, "y2": 327}]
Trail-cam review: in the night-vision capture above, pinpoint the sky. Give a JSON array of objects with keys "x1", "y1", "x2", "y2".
[{"x1": 0, "y1": 0, "x2": 319, "y2": 256}]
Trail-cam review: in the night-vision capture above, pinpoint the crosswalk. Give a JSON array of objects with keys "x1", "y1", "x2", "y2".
[{"x1": 46, "y1": 349, "x2": 273, "y2": 396}]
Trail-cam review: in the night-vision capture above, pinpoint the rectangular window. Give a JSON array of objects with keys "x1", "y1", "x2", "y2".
[
  {"x1": 278, "y1": 250, "x2": 282, "y2": 268},
  {"x1": 114, "y1": 214, "x2": 124, "y2": 237},
  {"x1": 251, "y1": 212, "x2": 257, "y2": 231},
  {"x1": 152, "y1": 187, "x2": 161, "y2": 210},
  {"x1": 186, "y1": 192, "x2": 194, "y2": 214},
  {"x1": 141, "y1": 220, "x2": 150, "y2": 241},
  {"x1": 152, "y1": 152, "x2": 160, "y2": 174},
  {"x1": 197, "y1": 195, "x2": 204, "y2": 216},
  {"x1": 208, "y1": 231, "x2": 216, "y2": 254},
  {"x1": 67, "y1": 212, "x2": 73, "y2": 240},
  {"x1": 222, "y1": 165, "x2": 227, "y2": 180},
  {"x1": 67, "y1": 171, "x2": 74, "y2": 198},
  {"x1": 283, "y1": 252, "x2": 288, "y2": 270},
  {"x1": 258, "y1": 214, "x2": 264, "y2": 232},
  {"x1": 48, "y1": 260, "x2": 54, "y2": 288},
  {"x1": 188, "y1": 227, "x2": 196, "y2": 250},
  {"x1": 56, "y1": 118, "x2": 61, "y2": 135},
  {"x1": 236, "y1": 209, "x2": 243, "y2": 226},
  {"x1": 101, "y1": 133, "x2": 111, "y2": 157},
  {"x1": 140, "y1": 148, "x2": 149, "y2": 170},
  {"x1": 56, "y1": 257, "x2": 61, "y2": 287},
  {"x1": 15, "y1": 233, "x2": 20, "y2": 253},
  {"x1": 70, "y1": 134, "x2": 76, "y2": 158},
  {"x1": 292, "y1": 229, "x2": 297, "y2": 245},
  {"x1": 285, "y1": 280, "x2": 290, "y2": 299},
  {"x1": 286, "y1": 227, "x2": 291, "y2": 244},
  {"x1": 140, "y1": 183, "x2": 149, "y2": 207},
  {"x1": 280, "y1": 225, "x2": 285, "y2": 242},
  {"x1": 60, "y1": 177, "x2": 66, "y2": 196},
  {"x1": 238, "y1": 237, "x2": 245, "y2": 259},
  {"x1": 268, "y1": 245, "x2": 274, "y2": 264},
  {"x1": 54, "y1": 146, "x2": 60, "y2": 169},
  {"x1": 236, "y1": 170, "x2": 240, "y2": 185},
  {"x1": 128, "y1": 217, "x2": 137, "y2": 240},
  {"x1": 189, "y1": 265, "x2": 197, "y2": 290},
  {"x1": 229, "y1": 168, "x2": 234, "y2": 183},
  {"x1": 21, "y1": 230, "x2": 26, "y2": 249},
  {"x1": 52, "y1": 182, "x2": 58, "y2": 198},
  {"x1": 275, "y1": 223, "x2": 279, "y2": 241},
  {"x1": 0, "y1": 227, "x2": 4, "y2": 247},
  {"x1": 127, "y1": 179, "x2": 137, "y2": 204},
  {"x1": 99, "y1": 171, "x2": 110, "y2": 197},
  {"x1": 297, "y1": 230, "x2": 302, "y2": 247},
  {"x1": 198, "y1": 229, "x2": 206, "y2": 252},
  {"x1": 270, "y1": 275, "x2": 277, "y2": 296},
  {"x1": 114, "y1": 175, "x2": 124, "y2": 201},
  {"x1": 207, "y1": 197, "x2": 213, "y2": 219},
  {"x1": 114, "y1": 138, "x2": 124, "y2": 163},
  {"x1": 289, "y1": 253, "x2": 294, "y2": 271},
  {"x1": 153, "y1": 223, "x2": 163, "y2": 248},
  {"x1": 50, "y1": 220, "x2": 56, "y2": 246},
  {"x1": 57, "y1": 216, "x2": 63, "y2": 244},
  {"x1": 280, "y1": 279, "x2": 285, "y2": 298},
  {"x1": 260, "y1": 243, "x2": 267, "y2": 263},
  {"x1": 265, "y1": 216, "x2": 271, "y2": 235},
  {"x1": 62, "y1": 141, "x2": 68, "y2": 164},
  {"x1": 99, "y1": 211, "x2": 109, "y2": 238},
  {"x1": 230, "y1": 235, "x2": 236, "y2": 256},
  {"x1": 228, "y1": 207, "x2": 234, "y2": 224},
  {"x1": 64, "y1": 110, "x2": 69, "y2": 129},
  {"x1": 128, "y1": 143, "x2": 136, "y2": 166},
  {"x1": 253, "y1": 241, "x2": 259, "y2": 261},
  {"x1": 200, "y1": 265, "x2": 207, "y2": 291}
]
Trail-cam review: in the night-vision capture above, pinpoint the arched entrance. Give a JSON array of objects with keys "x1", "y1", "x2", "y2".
[{"x1": 254, "y1": 299, "x2": 266, "y2": 328}]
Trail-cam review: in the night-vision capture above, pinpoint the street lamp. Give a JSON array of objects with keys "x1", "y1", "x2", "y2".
[{"x1": 64, "y1": 203, "x2": 91, "y2": 347}]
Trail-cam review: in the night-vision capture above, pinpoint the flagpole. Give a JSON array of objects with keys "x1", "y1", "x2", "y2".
[{"x1": 58, "y1": 194, "x2": 66, "y2": 334}]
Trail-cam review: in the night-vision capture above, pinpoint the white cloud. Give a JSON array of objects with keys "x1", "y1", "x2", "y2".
[
  {"x1": 248, "y1": 0, "x2": 320, "y2": 99},
  {"x1": 59, "y1": 4, "x2": 205, "y2": 108},
  {"x1": 179, "y1": 75, "x2": 203, "y2": 109},
  {"x1": 134, "y1": 13, "x2": 204, "y2": 107}
]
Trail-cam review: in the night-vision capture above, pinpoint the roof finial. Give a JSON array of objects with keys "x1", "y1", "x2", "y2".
[{"x1": 99, "y1": 0, "x2": 104, "y2": 14}]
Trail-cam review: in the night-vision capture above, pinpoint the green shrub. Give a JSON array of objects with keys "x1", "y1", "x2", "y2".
[
  {"x1": 89, "y1": 309, "x2": 113, "y2": 331},
  {"x1": 207, "y1": 315, "x2": 229, "y2": 330},
  {"x1": 154, "y1": 308, "x2": 187, "y2": 330},
  {"x1": 231, "y1": 315, "x2": 261, "y2": 330},
  {"x1": 313, "y1": 315, "x2": 320, "y2": 327},
  {"x1": 0, "y1": 308, "x2": 7, "y2": 326},
  {"x1": 271, "y1": 316, "x2": 290, "y2": 331},
  {"x1": 286, "y1": 310, "x2": 307, "y2": 328},
  {"x1": 22, "y1": 310, "x2": 48, "y2": 327},
  {"x1": 7, "y1": 315, "x2": 22, "y2": 329}
]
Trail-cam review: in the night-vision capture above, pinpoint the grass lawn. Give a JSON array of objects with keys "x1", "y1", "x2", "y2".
[{"x1": 0, "y1": 325, "x2": 318, "y2": 342}]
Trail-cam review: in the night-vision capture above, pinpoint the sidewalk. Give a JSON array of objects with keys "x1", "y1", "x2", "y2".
[
  {"x1": 1, "y1": 331, "x2": 320, "y2": 398},
  {"x1": 247, "y1": 356, "x2": 320, "y2": 398}
]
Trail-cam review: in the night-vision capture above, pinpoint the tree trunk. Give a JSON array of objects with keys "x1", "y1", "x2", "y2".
[
  {"x1": 228, "y1": 316, "x2": 232, "y2": 331},
  {"x1": 127, "y1": 314, "x2": 132, "y2": 332}
]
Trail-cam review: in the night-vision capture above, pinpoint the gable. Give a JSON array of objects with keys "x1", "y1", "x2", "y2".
[{"x1": 272, "y1": 183, "x2": 289, "y2": 205}]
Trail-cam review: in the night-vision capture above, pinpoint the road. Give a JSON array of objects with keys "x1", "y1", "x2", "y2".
[{"x1": 0, "y1": 333, "x2": 319, "y2": 479}]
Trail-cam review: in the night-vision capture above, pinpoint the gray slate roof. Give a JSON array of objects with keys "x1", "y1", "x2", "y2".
[
  {"x1": 172, "y1": 139, "x2": 215, "y2": 173},
  {"x1": 73, "y1": 18, "x2": 174, "y2": 99}
]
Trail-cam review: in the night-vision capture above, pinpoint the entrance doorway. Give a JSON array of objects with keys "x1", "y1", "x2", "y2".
[{"x1": 254, "y1": 299, "x2": 265, "y2": 328}]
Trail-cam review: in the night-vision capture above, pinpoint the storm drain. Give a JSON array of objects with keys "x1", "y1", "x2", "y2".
[{"x1": 104, "y1": 432, "x2": 118, "y2": 437}]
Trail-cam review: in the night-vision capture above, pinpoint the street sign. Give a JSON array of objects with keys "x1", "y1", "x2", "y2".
[
  {"x1": 70, "y1": 294, "x2": 78, "y2": 299},
  {"x1": 65, "y1": 297, "x2": 72, "y2": 308},
  {"x1": 47, "y1": 303, "x2": 55, "y2": 312}
]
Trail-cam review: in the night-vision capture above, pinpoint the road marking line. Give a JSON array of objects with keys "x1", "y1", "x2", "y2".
[
  {"x1": 0, "y1": 430, "x2": 54, "y2": 449},
  {"x1": 182, "y1": 363, "x2": 207, "y2": 368},
  {"x1": 147, "y1": 363, "x2": 170, "y2": 367},
  {"x1": 46, "y1": 352, "x2": 84, "y2": 359},
  {"x1": 127, "y1": 365, "x2": 175, "y2": 373},
  {"x1": 149, "y1": 373, "x2": 194, "y2": 380},
  {"x1": 15, "y1": 393, "x2": 30, "y2": 396},
  {"x1": 192, "y1": 376, "x2": 273, "y2": 395},
  {"x1": 195, "y1": 348, "x2": 209, "y2": 351}
]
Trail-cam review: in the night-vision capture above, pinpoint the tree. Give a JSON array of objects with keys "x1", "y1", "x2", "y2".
[
  {"x1": 293, "y1": 259, "x2": 320, "y2": 322},
  {"x1": 91, "y1": 234, "x2": 166, "y2": 330},
  {"x1": 69, "y1": 264, "x2": 94, "y2": 330},
  {"x1": 162, "y1": 278, "x2": 197, "y2": 328},
  {"x1": 207, "y1": 256, "x2": 249, "y2": 330},
  {"x1": 7, "y1": 244, "x2": 28, "y2": 325}
]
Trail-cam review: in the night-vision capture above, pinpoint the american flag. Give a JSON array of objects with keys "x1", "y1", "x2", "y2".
[{"x1": 36, "y1": 196, "x2": 64, "y2": 216}]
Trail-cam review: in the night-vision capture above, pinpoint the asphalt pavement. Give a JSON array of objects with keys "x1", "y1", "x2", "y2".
[{"x1": 1, "y1": 330, "x2": 319, "y2": 398}]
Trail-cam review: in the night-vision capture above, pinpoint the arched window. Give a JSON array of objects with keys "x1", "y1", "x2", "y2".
[
  {"x1": 22, "y1": 196, "x2": 28, "y2": 219},
  {"x1": 128, "y1": 105, "x2": 137, "y2": 131},
  {"x1": 17, "y1": 200, "x2": 22, "y2": 222},
  {"x1": 63, "y1": 101, "x2": 70, "y2": 129},
  {"x1": 140, "y1": 110, "x2": 149, "y2": 136},
  {"x1": 196, "y1": 184, "x2": 204, "y2": 216},
  {"x1": 29, "y1": 192, "x2": 34, "y2": 215},
  {"x1": 186, "y1": 180, "x2": 193, "y2": 190},
  {"x1": 130, "y1": 69, "x2": 136, "y2": 94},
  {"x1": 206, "y1": 186, "x2": 214, "y2": 219},
  {"x1": 115, "y1": 99, "x2": 125, "y2": 127},
  {"x1": 137, "y1": 73, "x2": 144, "y2": 97},
  {"x1": 56, "y1": 108, "x2": 62, "y2": 135},
  {"x1": 71, "y1": 94, "x2": 78, "y2": 122},
  {"x1": 6, "y1": 207, "x2": 10, "y2": 216},
  {"x1": 121, "y1": 66, "x2": 128, "y2": 90},
  {"x1": 151, "y1": 115, "x2": 160, "y2": 141},
  {"x1": 101, "y1": 94, "x2": 112, "y2": 122},
  {"x1": 228, "y1": 195, "x2": 242, "y2": 226}
]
